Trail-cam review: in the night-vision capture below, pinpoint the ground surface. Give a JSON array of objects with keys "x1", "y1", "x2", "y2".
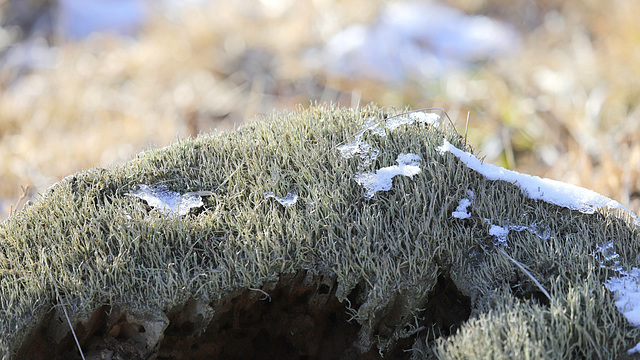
[{"x1": 2, "y1": 106, "x2": 639, "y2": 359}]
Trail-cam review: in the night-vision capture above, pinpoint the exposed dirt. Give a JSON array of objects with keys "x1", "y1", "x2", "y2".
[{"x1": 15, "y1": 271, "x2": 471, "y2": 359}]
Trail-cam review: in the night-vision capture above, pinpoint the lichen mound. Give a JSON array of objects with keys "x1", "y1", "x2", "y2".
[{"x1": 1, "y1": 105, "x2": 639, "y2": 359}]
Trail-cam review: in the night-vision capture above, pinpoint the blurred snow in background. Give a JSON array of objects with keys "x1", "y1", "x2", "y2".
[
  {"x1": 309, "y1": 1, "x2": 520, "y2": 82},
  {"x1": 57, "y1": 0, "x2": 147, "y2": 40},
  {"x1": 1, "y1": 0, "x2": 148, "y2": 75},
  {"x1": 3, "y1": 0, "x2": 520, "y2": 82}
]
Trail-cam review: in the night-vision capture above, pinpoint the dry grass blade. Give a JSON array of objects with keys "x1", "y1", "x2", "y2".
[
  {"x1": 45, "y1": 261, "x2": 85, "y2": 360},
  {"x1": 497, "y1": 247, "x2": 551, "y2": 301}
]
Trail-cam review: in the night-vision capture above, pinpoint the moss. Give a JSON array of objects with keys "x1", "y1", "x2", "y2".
[{"x1": 1, "y1": 104, "x2": 639, "y2": 359}]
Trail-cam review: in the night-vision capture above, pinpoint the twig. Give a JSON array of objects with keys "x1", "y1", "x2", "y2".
[
  {"x1": 45, "y1": 265, "x2": 85, "y2": 360},
  {"x1": 497, "y1": 248, "x2": 551, "y2": 301},
  {"x1": 464, "y1": 111, "x2": 470, "y2": 147},
  {"x1": 496, "y1": 248, "x2": 603, "y2": 359},
  {"x1": 10, "y1": 185, "x2": 30, "y2": 217}
]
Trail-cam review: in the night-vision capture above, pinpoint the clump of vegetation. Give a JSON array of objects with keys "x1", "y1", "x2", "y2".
[{"x1": 0, "y1": 105, "x2": 638, "y2": 359}]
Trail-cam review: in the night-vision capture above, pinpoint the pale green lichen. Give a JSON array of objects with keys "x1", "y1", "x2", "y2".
[{"x1": 1, "y1": 104, "x2": 639, "y2": 359}]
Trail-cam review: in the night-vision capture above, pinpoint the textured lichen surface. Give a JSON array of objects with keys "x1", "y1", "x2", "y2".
[{"x1": 1, "y1": 104, "x2": 639, "y2": 359}]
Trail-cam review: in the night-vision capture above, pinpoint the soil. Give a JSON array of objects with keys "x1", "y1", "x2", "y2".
[{"x1": 15, "y1": 271, "x2": 471, "y2": 360}]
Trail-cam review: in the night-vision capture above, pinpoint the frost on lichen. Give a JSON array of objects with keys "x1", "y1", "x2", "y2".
[{"x1": 264, "y1": 191, "x2": 298, "y2": 206}]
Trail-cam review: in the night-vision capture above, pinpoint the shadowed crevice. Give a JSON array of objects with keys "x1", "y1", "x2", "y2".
[{"x1": 15, "y1": 271, "x2": 474, "y2": 359}]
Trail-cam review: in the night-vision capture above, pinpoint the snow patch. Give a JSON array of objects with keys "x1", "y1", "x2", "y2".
[
  {"x1": 313, "y1": 1, "x2": 519, "y2": 82},
  {"x1": 126, "y1": 184, "x2": 204, "y2": 218},
  {"x1": 437, "y1": 139, "x2": 640, "y2": 225},
  {"x1": 452, "y1": 190, "x2": 474, "y2": 219},
  {"x1": 339, "y1": 110, "x2": 440, "y2": 199},
  {"x1": 337, "y1": 112, "x2": 440, "y2": 169},
  {"x1": 452, "y1": 198, "x2": 472, "y2": 219},
  {"x1": 488, "y1": 223, "x2": 510, "y2": 245},
  {"x1": 628, "y1": 342, "x2": 640, "y2": 355},
  {"x1": 337, "y1": 139, "x2": 380, "y2": 168},
  {"x1": 438, "y1": 137, "x2": 640, "y2": 353},
  {"x1": 606, "y1": 268, "x2": 640, "y2": 327},
  {"x1": 355, "y1": 153, "x2": 422, "y2": 200},
  {"x1": 604, "y1": 261, "x2": 640, "y2": 354},
  {"x1": 58, "y1": 0, "x2": 147, "y2": 40}
]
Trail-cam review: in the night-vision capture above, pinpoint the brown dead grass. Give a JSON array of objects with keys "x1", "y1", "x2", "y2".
[{"x1": 1, "y1": 0, "x2": 640, "y2": 220}]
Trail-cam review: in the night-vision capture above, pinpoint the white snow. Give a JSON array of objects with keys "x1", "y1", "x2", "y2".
[
  {"x1": 337, "y1": 140, "x2": 380, "y2": 167},
  {"x1": 126, "y1": 184, "x2": 203, "y2": 218},
  {"x1": 628, "y1": 342, "x2": 640, "y2": 355},
  {"x1": 313, "y1": 1, "x2": 519, "y2": 82},
  {"x1": 488, "y1": 224, "x2": 510, "y2": 245},
  {"x1": 366, "y1": 117, "x2": 388, "y2": 136},
  {"x1": 452, "y1": 198, "x2": 472, "y2": 219},
  {"x1": 355, "y1": 153, "x2": 422, "y2": 199},
  {"x1": 58, "y1": 0, "x2": 147, "y2": 40},
  {"x1": 599, "y1": 244, "x2": 640, "y2": 354},
  {"x1": 605, "y1": 264, "x2": 640, "y2": 354},
  {"x1": 437, "y1": 139, "x2": 640, "y2": 225},
  {"x1": 606, "y1": 268, "x2": 640, "y2": 327},
  {"x1": 338, "y1": 111, "x2": 441, "y2": 199},
  {"x1": 264, "y1": 191, "x2": 298, "y2": 206},
  {"x1": 452, "y1": 189, "x2": 474, "y2": 219}
]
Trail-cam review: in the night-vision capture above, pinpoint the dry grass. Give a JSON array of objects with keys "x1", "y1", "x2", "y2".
[{"x1": 1, "y1": 0, "x2": 640, "y2": 223}]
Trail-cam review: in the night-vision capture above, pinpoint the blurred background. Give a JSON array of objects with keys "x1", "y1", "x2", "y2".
[{"x1": 1, "y1": 0, "x2": 639, "y2": 220}]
